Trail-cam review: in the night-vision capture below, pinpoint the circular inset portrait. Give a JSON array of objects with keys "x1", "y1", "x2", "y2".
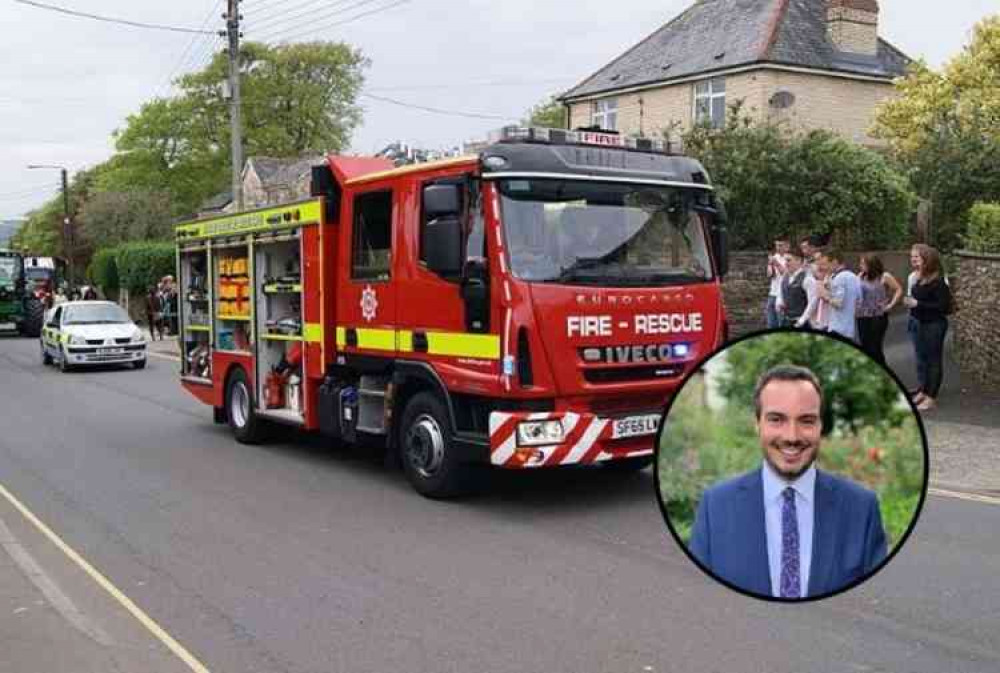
[{"x1": 655, "y1": 329, "x2": 928, "y2": 602}]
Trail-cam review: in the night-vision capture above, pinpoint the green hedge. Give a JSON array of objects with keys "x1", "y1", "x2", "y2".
[
  {"x1": 114, "y1": 242, "x2": 175, "y2": 294},
  {"x1": 965, "y1": 203, "x2": 1000, "y2": 254},
  {"x1": 87, "y1": 248, "x2": 119, "y2": 293}
]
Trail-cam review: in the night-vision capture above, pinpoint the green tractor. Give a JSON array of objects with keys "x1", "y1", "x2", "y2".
[{"x1": 0, "y1": 249, "x2": 45, "y2": 337}]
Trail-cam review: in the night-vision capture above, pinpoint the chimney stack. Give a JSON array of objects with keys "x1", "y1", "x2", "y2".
[{"x1": 827, "y1": 0, "x2": 879, "y2": 56}]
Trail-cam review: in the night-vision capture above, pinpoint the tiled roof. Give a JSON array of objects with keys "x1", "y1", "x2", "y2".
[{"x1": 560, "y1": 0, "x2": 911, "y2": 101}]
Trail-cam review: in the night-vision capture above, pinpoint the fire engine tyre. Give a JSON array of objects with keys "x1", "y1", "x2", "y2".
[
  {"x1": 226, "y1": 368, "x2": 264, "y2": 444},
  {"x1": 20, "y1": 298, "x2": 43, "y2": 338},
  {"x1": 399, "y1": 392, "x2": 473, "y2": 499},
  {"x1": 602, "y1": 455, "x2": 654, "y2": 472}
]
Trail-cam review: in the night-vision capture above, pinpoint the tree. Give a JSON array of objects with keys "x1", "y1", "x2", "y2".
[
  {"x1": 523, "y1": 95, "x2": 568, "y2": 129},
  {"x1": 873, "y1": 15, "x2": 1000, "y2": 249},
  {"x1": 99, "y1": 40, "x2": 369, "y2": 217},
  {"x1": 715, "y1": 333, "x2": 908, "y2": 436},
  {"x1": 78, "y1": 189, "x2": 174, "y2": 252},
  {"x1": 678, "y1": 103, "x2": 916, "y2": 250}
]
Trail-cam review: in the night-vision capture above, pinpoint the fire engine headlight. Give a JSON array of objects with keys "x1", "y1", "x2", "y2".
[
  {"x1": 516, "y1": 420, "x2": 565, "y2": 447},
  {"x1": 673, "y1": 343, "x2": 690, "y2": 358}
]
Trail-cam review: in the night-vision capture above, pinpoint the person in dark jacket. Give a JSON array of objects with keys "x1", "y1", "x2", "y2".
[
  {"x1": 146, "y1": 286, "x2": 162, "y2": 341},
  {"x1": 777, "y1": 251, "x2": 809, "y2": 328},
  {"x1": 904, "y1": 244, "x2": 952, "y2": 412}
]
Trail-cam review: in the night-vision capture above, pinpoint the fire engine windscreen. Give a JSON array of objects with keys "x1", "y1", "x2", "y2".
[{"x1": 498, "y1": 179, "x2": 713, "y2": 286}]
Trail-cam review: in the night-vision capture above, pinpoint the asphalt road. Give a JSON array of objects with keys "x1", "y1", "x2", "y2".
[{"x1": 1, "y1": 336, "x2": 998, "y2": 673}]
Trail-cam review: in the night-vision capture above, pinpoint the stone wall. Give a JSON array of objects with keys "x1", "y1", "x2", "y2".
[{"x1": 952, "y1": 251, "x2": 1000, "y2": 391}]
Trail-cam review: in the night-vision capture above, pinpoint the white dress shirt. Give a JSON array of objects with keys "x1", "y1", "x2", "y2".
[{"x1": 762, "y1": 461, "x2": 816, "y2": 598}]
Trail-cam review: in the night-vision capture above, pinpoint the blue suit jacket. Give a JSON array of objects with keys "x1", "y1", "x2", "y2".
[{"x1": 688, "y1": 468, "x2": 887, "y2": 598}]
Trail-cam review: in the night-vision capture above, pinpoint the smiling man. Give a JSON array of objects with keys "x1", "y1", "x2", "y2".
[{"x1": 688, "y1": 365, "x2": 887, "y2": 599}]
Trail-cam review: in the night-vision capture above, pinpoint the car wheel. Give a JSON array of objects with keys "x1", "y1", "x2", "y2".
[
  {"x1": 132, "y1": 359, "x2": 146, "y2": 370},
  {"x1": 41, "y1": 342, "x2": 52, "y2": 365},
  {"x1": 226, "y1": 368, "x2": 264, "y2": 444},
  {"x1": 58, "y1": 346, "x2": 72, "y2": 373},
  {"x1": 399, "y1": 392, "x2": 475, "y2": 499}
]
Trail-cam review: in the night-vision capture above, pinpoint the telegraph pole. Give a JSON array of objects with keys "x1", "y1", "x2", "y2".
[
  {"x1": 60, "y1": 167, "x2": 73, "y2": 285},
  {"x1": 223, "y1": 0, "x2": 244, "y2": 210}
]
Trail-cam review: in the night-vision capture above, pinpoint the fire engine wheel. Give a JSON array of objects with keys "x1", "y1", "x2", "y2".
[
  {"x1": 399, "y1": 392, "x2": 471, "y2": 499},
  {"x1": 226, "y1": 368, "x2": 264, "y2": 444},
  {"x1": 20, "y1": 298, "x2": 44, "y2": 338}
]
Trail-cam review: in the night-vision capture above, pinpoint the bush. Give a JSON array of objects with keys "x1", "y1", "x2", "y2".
[
  {"x1": 87, "y1": 248, "x2": 119, "y2": 293},
  {"x1": 114, "y1": 242, "x2": 176, "y2": 294},
  {"x1": 964, "y1": 202, "x2": 1000, "y2": 253},
  {"x1": 676, "y1": 105, "x2": 916, "y2": 250}
]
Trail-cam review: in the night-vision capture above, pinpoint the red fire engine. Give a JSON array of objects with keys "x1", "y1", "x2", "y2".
[{"x1": 175, "y1": 126, "x2": 730, "y2": 498}]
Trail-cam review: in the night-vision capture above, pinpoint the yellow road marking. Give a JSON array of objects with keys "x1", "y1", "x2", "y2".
[
  {"x1": 0, "y1": 482, "x2": 211, "y2": 673},
  {"x1": 929, "y1": 486, "x2": 1000, "y2": 506}
]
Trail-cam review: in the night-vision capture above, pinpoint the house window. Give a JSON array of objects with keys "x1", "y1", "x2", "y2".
[
  {"x1": 352, "y1": 190, "x2": 393, "y2": 281},
  {"x1": 694, "y1": 78, "x2": 726, "y2": 128},
  {"x1": 591, "y1": 98, "x2": 618, "y2": 131}
]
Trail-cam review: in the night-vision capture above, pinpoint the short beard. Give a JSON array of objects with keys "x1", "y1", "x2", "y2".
[{"x1": 765, "y1": 440, "x2": 816, "y2": 480}]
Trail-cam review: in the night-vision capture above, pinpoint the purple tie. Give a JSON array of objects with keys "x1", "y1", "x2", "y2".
[{"x1": 780, "y1": 487, "x2": 801, "y2": 598}]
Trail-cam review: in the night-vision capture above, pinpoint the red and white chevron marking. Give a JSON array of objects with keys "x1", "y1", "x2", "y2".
[{"x1": 489, "y1": 411, "x2": 654, "y2": 469}]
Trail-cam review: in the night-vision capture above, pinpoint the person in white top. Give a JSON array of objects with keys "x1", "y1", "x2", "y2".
[
  {"x1": 817, "y1": 249, "x2": 861, "y2": 341},
  {"x1": 766, "y1": 238, "x2": 790, "y2": 329}
]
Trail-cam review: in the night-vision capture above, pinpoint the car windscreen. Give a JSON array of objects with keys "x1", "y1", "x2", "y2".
[
  {"x1": 63, "y1": 304, "x2": 130, "y2": 325},
  {"x1": 0, "y1": 256, "x2": 21, "y2": 283},
  {"x1": 497, "y1": 179, "x2": 714, "y2": 287}
]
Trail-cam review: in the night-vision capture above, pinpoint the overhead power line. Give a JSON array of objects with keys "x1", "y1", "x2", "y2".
[
  {"x1": 259, "y1": 0, "x2": 413, "y2": 43},
  {"x1": 361, "y1": 92, "x2": 515, "y2": 121},
  {"x1": 13, "y1": 0, "x2": 216, "y2": 34},
  {"x1": 154, "y1": 0, "x2": 227, "y2": 99},
  {"x1": 250, "y1": 0, "x2": 360, "y2": 35}
]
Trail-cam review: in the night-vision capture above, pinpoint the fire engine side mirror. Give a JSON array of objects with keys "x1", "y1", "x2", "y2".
[
  {"x1": 423, "y1": 184, "x2": 461, "y2": 219},
  {"x1": 424, "y1": 215, "x2": 463, "y2": 277},
  {"x1": 712, "y1": 224, "x2": 729, "y2": 279}
]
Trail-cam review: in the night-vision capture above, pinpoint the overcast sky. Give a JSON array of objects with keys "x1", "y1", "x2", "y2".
[{"x1": 1, "y1": 0, "x2": 996, "y2": 219}]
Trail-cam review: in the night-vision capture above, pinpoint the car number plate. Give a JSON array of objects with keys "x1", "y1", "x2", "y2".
[
  {"x1": 611, "y1": 414, "x2": 661, "y2": 439},
  {"x1": 101, "y1": 347, "x2": 125, "y2": 354}
]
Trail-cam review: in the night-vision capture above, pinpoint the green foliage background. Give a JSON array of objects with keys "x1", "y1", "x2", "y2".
[
  {"x1": 676, "y1": 107, "x2": 917, "y2": 251},
  {"x1": 658, "y1": 334, "x2": 925, "y2": 550},
  {"x1": 86, "y1": 248, "x2": 119, "y2": 294},
  {"x1": 112, "y1": 243, "x2": 175, "y2": 294},
  {"x1": 964, "y1": 203, "x2": 1000, "y2": 253}
]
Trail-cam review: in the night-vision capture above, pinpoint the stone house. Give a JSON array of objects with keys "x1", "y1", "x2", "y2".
[
  {"x1": 242, "y1": 156, "x2": 324, "y2": 209},
  {"x1": 559, "y1": 0, "x2": 911, "y2": 146}
]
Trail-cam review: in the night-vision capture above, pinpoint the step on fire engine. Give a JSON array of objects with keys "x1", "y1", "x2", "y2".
[{"x1": 175, "y1": 126, "x2": 730, "y2": 498}]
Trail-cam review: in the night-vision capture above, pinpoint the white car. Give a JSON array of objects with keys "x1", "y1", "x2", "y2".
[{"x1": 40, "y1": 301, "x2": 147, "y2": 372}]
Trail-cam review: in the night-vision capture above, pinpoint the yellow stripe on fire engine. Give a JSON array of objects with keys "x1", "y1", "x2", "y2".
[
  {"x1": 426, "y1": 332, "x2": 500, "y2": 359},
  {"x1": 355, "y1": 328, "x2": 396, "y2": 351},
  {"x1": 336, "y1": 326, "x2": 500, "y2": 360},
  {"x1": 175, "y1": 199, "x2": 322, "y2": 242},
  {"x1": 303, "y1": 323, "x2": 323, "y2": 343}
]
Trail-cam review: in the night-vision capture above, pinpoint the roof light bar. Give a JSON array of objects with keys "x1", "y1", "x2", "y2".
[{"x1": 489, "y1": 126, "x2": 678, "y2": 155}]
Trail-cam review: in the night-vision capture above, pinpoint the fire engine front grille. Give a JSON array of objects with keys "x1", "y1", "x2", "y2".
[{"x1": 583, "y1": 364, "x2": 685, "y2": 384}]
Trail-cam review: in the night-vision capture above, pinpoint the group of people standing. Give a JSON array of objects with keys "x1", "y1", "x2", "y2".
[
  {"x1": 765, "y1": 237, "x2": 952, "y2": 412},
  {"x1": 145, "y1": 276, "x2": 178, "y2": 340}
]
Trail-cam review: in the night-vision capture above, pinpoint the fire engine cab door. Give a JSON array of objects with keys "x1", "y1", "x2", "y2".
[
  {"x1": 339, "y1": 189, "x2": 399, "y2": 359},
  {"x1": 395, "y1": 178, "x2": 500, "y2": 391}
]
